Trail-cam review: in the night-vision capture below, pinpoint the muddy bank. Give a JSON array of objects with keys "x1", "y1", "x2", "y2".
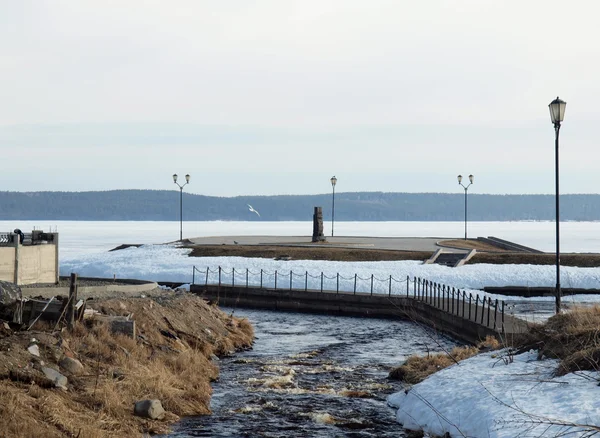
[{"x1": 0, "y1": 293, "x2": 254, "y2": 437}]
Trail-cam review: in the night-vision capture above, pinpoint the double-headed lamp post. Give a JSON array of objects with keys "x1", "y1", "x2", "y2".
[
  {"x1": 173, "y1": 173, "x2": 190, "y2": 241},
  {"x1": 457, "y1": 174, "x2": 474, "y2": 240},
  {"x1": 549, "y1": 97, "x2": 566, "y2": 314},
  {"x1": 330, "y1": 176, "x2": 337, "y2": 237}
]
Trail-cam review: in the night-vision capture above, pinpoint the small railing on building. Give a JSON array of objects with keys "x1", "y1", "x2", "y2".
[
  {"x1": 192, "y1": 266, "x2": 506, "y2": 333},
  {"x1": 0, "y1": 231, "x2": 56, "y2": 247}
]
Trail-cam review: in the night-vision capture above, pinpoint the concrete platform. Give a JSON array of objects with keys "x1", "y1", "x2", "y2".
[{"x1": 188, "y1": 235, "x2": 467, "y2": 253}]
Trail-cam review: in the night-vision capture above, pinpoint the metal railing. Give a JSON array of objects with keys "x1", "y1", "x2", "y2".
[
  {"x1": 0, "y1": 231, "x2": 55, "y2": 247},
  {"x1": 192, "y1": 266, "x2": 505, "y2": 333}
]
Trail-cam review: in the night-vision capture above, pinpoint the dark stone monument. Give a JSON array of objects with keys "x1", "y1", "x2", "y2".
[{"x1": 312, "y1": 207, "x2": 326, "y2": 242}]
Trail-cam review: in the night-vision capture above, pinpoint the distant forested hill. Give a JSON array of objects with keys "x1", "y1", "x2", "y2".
[{"x1": 0, "y1": 190, "x2": 599, "y2": 221}]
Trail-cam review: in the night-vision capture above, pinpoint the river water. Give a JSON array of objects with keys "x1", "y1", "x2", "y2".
[{"x1": 165, "y1": 307, "x2": 459, "y2": 437}]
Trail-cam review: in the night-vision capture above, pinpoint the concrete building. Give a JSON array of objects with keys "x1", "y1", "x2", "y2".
[{"x1": 0, "y1": 230, "x2": 59, "y2": 285}]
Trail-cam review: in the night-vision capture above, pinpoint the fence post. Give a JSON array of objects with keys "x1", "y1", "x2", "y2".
[
  {"x1": 246, "y1": 269, "x2": 249, "y2": 288},
  {"x1": 205, "y1": 267, "x2": 209, "y2": 286},
  {"x1": 493, "y1": 299, "x2": 498, "y2": 330},
  {"x1": 67, "y1": 273, "x2": 77, "y2": 330},
  {"x1": 336, "y1": 273, "x2": 339, "y2": 294},
  {"x1": 487, "y1": 297, "x2": 491, "y2": 327},
  {"x1": 502, "y1": 301, "x2": 505, "y2": 334},
  {"x1": 232, "y1": 268, "x2": 235, "y2": 287},
  {"x1": 290, "y1": 270, "x2": 293, "y2": 291},
  {"x1": 274, "y1": 270, "x2": 278, "y2": 290},
  {"x1": 260, "y1": 269, "x2": 263, "y2": 288},
  {"x1": 469, "y1": 294, "x2": 472, "y2": 320},
  {"x1": 218, "y1": 266, "x2": 222, "y2": 287},
  {"x1": 413, "y1": 277, "x2": 416, "y2": 297},
  {"x1": 407, "y1": 276, "x2": 410, "y2": 297},
  {"x1": 305, "y1": 271, "x2": 308, "y2": 291},
  {"x1": 442, "y1": 285, "x2": 446, "y2": 310},
  {"x1": 370, "y1": 274, "x2": 374, "y2": 296},
  {"x1": 475, "y1": 294, "x2": 479, "y2": 322},
  {"x1": 462, "y1": 291, "x2": 465, "y2": 317},
  {"x1": 451, "y1": 287, "x2": 455, "y2": 314},
  {"x1": 389, "y1": 275, "x2": 392, "y2": 296},
  {"x1": 192, "y1": 266, "x2": 195, "y2": 285},
  {"x1": 480, "y1": 296, "x2": 485, "y2": 325},
  {"x1": 321, "y1": 272, "x2": 323, "y2": 292},
  {"x1": 354, "y1": 274, "x2": 357, "y2": 295}
]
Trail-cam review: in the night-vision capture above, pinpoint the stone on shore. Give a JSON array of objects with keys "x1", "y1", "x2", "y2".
[
  {"x1": 134, "y1": 399, "x2": 166, "y2": 420},
  {"x1": 59, "y1": 357, "x2": 84, "y2": 375},
  {"x1": 42, "y1": 367, "x2": 68, "y2": 390}
]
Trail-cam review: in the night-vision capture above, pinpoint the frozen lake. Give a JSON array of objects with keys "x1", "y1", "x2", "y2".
[{"x1": 1, "y1": 220, "x2": 600, "y2": 257}]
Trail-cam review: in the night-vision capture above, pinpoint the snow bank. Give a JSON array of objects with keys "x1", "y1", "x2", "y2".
[
  {"x1": 61, "y1": 244, "x2": 600, "y2": 303},
  {"x1": 388, "y1": 350, "x2": 600, "y2": 437}
]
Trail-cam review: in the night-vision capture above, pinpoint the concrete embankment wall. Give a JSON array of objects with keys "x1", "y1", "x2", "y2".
[
  {"x1": 22, "y1": 276, "x2": 159, "y2": 299},
  {"x1": 191, "y1": 285, "x2": 498, "y2": 344}
]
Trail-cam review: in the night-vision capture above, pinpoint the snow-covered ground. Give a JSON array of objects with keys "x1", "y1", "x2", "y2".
[
  {"x1": 61, "y1": 243, "x2": 600, "y2": 304},
  {"x1": 388, "y1": 350, "x2": 600, "y2": 437}
]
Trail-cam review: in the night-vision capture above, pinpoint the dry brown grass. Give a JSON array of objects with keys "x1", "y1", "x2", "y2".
[
  {"x1": 389, "y1": 346, "x2": 479, "y2": 384},
  {"x1": 0, "y1": 294, "x2": 254, "y2": 437},
  {"x1": 389, "y1": 336, "x2": 499, "y2": 384},
  {"x1": 438, "y1": 239, "x2": 509, "y2": 252},
  {"x1": 187, "y1": 243, "x2": 600, "y2": 267},
  {"x1": 520, "y1": 305, "x2": 600, "y2": 375},
  {"x1": 188, "y1": 244, "x2": 433, "y2": 262},
  {"x1": 471, "y1": 252, "x2": 600, "y2": 267}
]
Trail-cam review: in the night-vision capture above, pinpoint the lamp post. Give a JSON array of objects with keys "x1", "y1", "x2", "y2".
[
  {"x1": 549, "y1": 97, "x2": 566, "y2": 314},
  {"x1": 330, "y1": 176, "x2": 337, "y2": 237},
  {"x1": 173, "y1": 173, "x2": 190, "y2": 241},
  {"x1": 457, "y1": 174, "x2": 474, "y2": 240}
]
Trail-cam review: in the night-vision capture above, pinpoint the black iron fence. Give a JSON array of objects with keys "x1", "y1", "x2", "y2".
[{"x1": 192, "y1": 266, "x2": 506, "y2": 332}]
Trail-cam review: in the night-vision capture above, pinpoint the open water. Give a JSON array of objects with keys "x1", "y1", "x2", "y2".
[{"x1": 164, "y1": 308, "x2": 459, "y2": 438}]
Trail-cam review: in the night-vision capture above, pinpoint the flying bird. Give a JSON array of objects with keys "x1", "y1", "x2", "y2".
[{"x1": 247, "y1": 204, "x2": 261, "y2": 217}]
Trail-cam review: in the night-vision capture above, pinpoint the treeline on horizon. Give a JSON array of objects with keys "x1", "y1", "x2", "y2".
[{"x1": 0, "y1": 190, "x2": 599, "y2": 221}]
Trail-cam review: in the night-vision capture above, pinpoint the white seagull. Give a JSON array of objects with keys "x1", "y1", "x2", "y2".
[{"x1": 247, "y1": 204, "x2": 261, "y2": 217}]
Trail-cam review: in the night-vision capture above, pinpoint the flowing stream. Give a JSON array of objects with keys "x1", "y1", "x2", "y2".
[{"x1": 165, "y1": 308, "x2": 460, "y2": 437}]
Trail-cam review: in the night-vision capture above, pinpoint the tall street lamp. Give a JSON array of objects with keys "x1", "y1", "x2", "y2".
[
  {"x1": 549, "y1": 96, "x2": 566, "y2": 314},
  {"x1": 457, "y1": 174, "x2": 474, "y2": 240},
  {"x1": 330, "y1": 176, "x2": 337, "y2": 237},
  {"x1": 173, "y1": 173, "x2": 190, "y2": 241}
]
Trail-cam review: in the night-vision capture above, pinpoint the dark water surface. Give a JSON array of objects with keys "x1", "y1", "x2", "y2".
[{"x1": 164, "y1": 308, "x2": 459, "y2": 437}]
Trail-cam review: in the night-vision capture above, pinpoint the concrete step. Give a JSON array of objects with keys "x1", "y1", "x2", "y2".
[
  {"x1": 424, "y1": 248, "x2": 476, "y2": 268},
  {"x1": 434, "y1": 253, "x2": 465, "y2": 267}
]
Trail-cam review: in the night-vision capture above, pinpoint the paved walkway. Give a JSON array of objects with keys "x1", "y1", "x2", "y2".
[{"x1": 188, "y1": 235, "x2": 466, "y2": 253}]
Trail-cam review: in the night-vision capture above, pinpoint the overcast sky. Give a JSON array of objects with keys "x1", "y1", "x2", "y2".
[{"x1": 1, "y1": 0, "x2": 599, "y2": 196}]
